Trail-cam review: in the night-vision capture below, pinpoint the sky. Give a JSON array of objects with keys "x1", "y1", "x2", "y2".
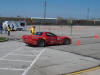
[{"x1": 0, "y1": 0, "x2": 100, "y2": 19}]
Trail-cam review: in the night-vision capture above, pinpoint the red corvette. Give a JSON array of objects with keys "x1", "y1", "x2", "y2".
[{"x1": 22, "y1": 32, "x2": 72, "y2": 47}]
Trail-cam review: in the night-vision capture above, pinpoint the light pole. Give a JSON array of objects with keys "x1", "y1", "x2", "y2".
[
  {"x1": 43, "y1": 0, "x2": 47, "y2": 25},
  {"x1": 70, "y1": 19, "x2": 72, "y2": 35},
  {"x1": 39, "y1": 0, "x2": 47, "y2": 31},
  {"x1": 86, "y1": 8, "x2": 90, "y2": 25},
  {"x1": 87, "y1": 8, "x2": 90, "y2": 20}
]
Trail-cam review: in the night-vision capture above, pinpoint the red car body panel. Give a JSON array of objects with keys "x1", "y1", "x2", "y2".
[{"x1": 22, "y1": 32, "x2": 72, "y2": 46}]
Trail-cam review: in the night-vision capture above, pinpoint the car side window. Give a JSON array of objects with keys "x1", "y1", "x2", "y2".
[
  {"x1": 35, "y1": 32, "x2": 43, "y2": 36},
  {"x1": 46, "y1": 33, "x2": 56, "y2": 37}
]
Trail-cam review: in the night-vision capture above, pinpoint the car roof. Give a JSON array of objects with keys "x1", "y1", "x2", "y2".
[{"x1": 37, "y1": 32, "x2": 50, "y2": 33}]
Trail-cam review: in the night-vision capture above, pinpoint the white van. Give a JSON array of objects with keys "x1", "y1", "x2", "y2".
[{"x1": 3, "y1": 21, "x2": 26, "y2": 31}]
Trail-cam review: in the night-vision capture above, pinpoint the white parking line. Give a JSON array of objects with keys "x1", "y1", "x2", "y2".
[
  {"x1": 8, "y1": 54, "x2": 36, "y2": 57},
  {"x1": 1, "y1": 47, "x2": 23, "y2": 59},
  {"x1": 0, "y1": 59, "x2": 32, "y2": 63},
  {"x1": 22, "y1": 48, "x2": 46, "y2": 75},
  {"x1": 0, "y1": 68, "x2": 24, "y2": 71}
]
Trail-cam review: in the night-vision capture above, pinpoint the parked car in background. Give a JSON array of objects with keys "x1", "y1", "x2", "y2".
[{"x1": 3, "y1": 21, "x2": 26, "y2": 31}]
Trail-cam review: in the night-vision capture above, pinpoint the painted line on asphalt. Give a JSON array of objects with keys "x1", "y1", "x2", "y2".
[
  {"x1": 1, "y1": 47, "x2": 23, "y2": 59},
  {"x1": 0, "y1": 68, "x2": 24, "y2": 71},
  {"x1": 65, "y1": 66, "x2": 100, "y2": 75},
  {"x1": 22, "y1": 48, "x2": 46, "y2": 75},
  {"x1": 8, "y1": 54, "x2": 36, "y2": 57},
  {"x1": 0, "y1": 59, "x2": 32, "y2": 63}
]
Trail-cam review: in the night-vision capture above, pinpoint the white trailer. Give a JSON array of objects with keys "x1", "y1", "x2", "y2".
[{"x1": 3, "y1": 21, "x2": 26, "y2": 31}]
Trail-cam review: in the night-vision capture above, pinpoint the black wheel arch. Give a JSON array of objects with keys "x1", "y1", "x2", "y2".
[
  {"x1": 63, "y1": 38, "x2": 71, "y2": 45},
  {"x1": 37, "y1": 39, "x2": 46, "y2": 47}
]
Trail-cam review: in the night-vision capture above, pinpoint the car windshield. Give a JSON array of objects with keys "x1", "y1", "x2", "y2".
[{"x1": 35, "y1": 32, "x2": 43, "y2": 36}]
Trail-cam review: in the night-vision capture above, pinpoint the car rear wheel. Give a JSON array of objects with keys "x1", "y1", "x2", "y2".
[
  {"x1": 63, "y1": 38, "x2": 70, "y2": 45},
  {"x1": 38, "y1": 39, "x2": 45, "y2": 47}
]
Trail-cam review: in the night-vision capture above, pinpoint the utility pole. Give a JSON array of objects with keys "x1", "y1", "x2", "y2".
[
  {"x1": 70, "y1": 19, "x2": 72, "y2": 35},
  {"x1": 86, "y1": 8, "x2": 90, "y2": 25},
  {"x1": 43, "y1": 0, "x2": 47, "y2": 25},
  {"x1": 87, "y1": 8, "x2": 90, "y2": 20}
]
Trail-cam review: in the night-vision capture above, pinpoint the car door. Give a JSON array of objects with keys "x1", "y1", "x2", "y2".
[{"x1": 46, "y1": 32, "x2": 57, "y2": 45}]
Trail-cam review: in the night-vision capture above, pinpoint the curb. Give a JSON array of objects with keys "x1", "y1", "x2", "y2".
[{"x1": 64, "y1": 66, "x2": 100, "y2": 75}]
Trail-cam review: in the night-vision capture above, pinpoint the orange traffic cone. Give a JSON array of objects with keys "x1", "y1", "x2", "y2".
[
  {"x1": 94, "y1": 34, "x2": 97, "y2": 39},
  {"x1": 77, "y1": 40, "x2": 80, "y2": 46},
  {"x1": 97, "y1": 34, "x2": 99, "y2": 39}
]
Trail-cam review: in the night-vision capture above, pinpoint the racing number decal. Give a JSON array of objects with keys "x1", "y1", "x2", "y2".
[
  {"x1": 50, "y1": 37, "x2": 55, "y2": 43},
  {"x1": 43, "y1": 37, "x2": 46, "y2": 40},
  {"x1": 51, "y1": 37, "x2": 53, "y2": 40}
]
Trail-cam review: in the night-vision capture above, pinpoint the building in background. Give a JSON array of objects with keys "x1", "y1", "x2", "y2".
[{"x1": 0, "y1": 17, "x2": 100, "y2": 25}]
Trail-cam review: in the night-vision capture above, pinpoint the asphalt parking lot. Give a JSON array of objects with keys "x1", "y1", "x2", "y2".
[
  {"x1": 0, "y1": 26, "x2": 100, "y2": 75},
  {"x1": 0, "y1": 41, "x2": 45, "y2": 75}
]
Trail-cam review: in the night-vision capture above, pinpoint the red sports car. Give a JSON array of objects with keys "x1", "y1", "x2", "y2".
[{"x1": 22, "y1": 32, "x2": 72, "y2": 47}]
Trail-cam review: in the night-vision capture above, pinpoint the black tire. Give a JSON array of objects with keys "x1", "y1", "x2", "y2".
[
  {"x1": 38, "y1": 39, "x2": 45, "y2": 47},
  {"x1": 63, "y1": 38, "x2": 70, "y2": 45}
]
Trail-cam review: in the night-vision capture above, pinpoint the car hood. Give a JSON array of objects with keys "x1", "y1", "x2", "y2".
[
  {"x1": 31, "y1": 35, "x2": 40, "y2": 37},
  {"x1": 57, "y1": 36, "x2": 67, "y2": 38},
  {"x1": 57, "y1": 36, "x2": 71, "y2": 40},
  {"x1": 22, "y1": 35, "x2": 42, "y2": 39}
]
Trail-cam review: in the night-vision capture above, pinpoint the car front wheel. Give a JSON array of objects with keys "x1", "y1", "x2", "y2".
[
  {"x1": 38, "y1": 39, "x2": 45, "y2": 47},
  {"x1": 63, "y1": 38, "x2": 70, "y2": 45}
]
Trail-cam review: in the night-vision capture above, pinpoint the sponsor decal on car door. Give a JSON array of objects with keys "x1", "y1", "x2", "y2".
[{"x1": 46, "y1": 33, "x2": 57, "y2": 45}]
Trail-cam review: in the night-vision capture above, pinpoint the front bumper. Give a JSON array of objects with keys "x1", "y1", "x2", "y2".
[{"x1": 23, "y1": 38, "x2": 38, "y2": 46}]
